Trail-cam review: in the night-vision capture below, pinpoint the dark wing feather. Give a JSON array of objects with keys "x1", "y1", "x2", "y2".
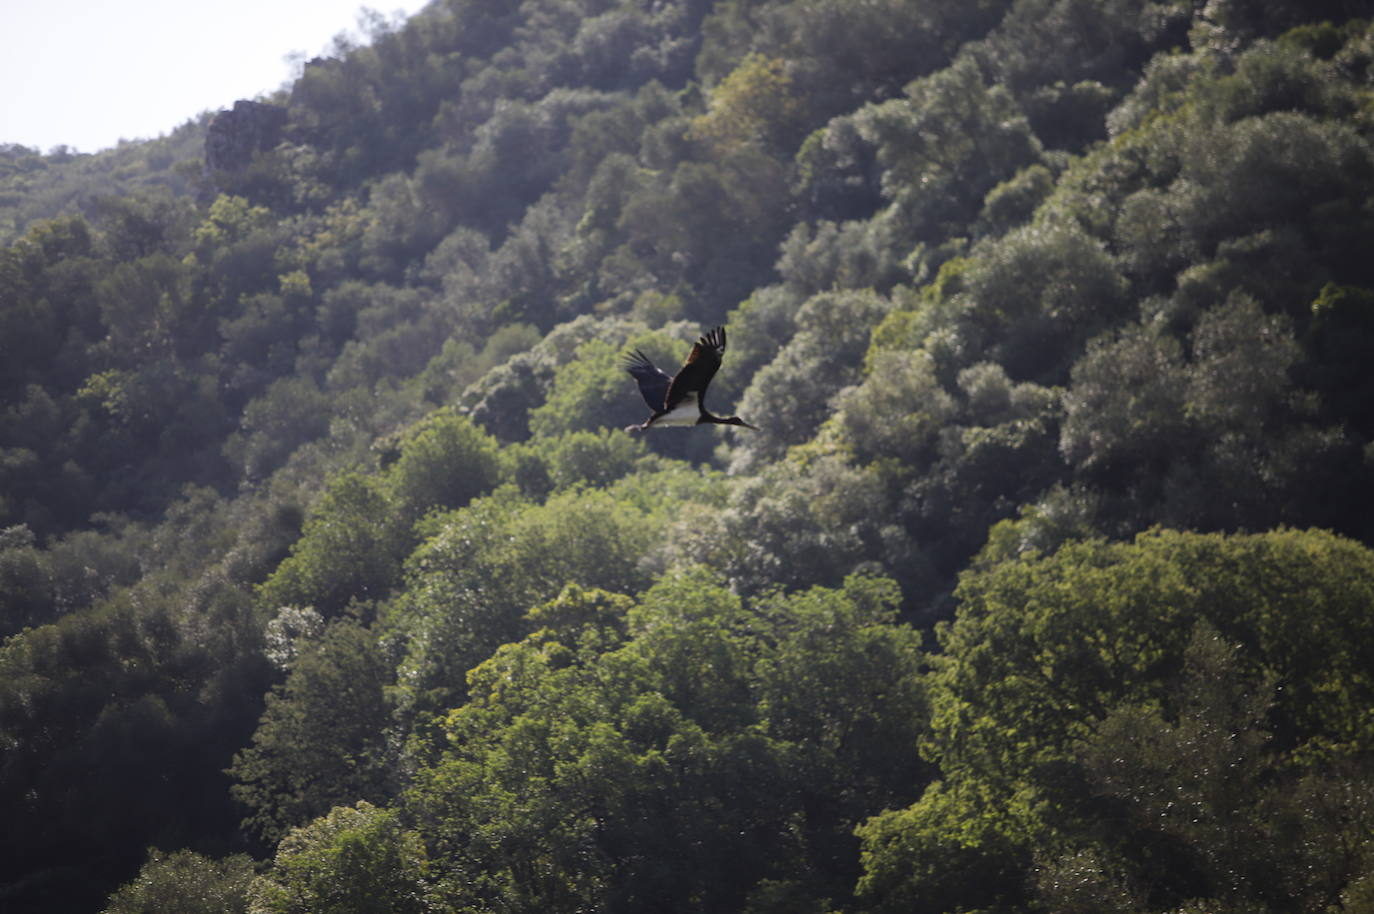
[
  {"x1": 665, "y1": 326, "x2": 725, "y2": 413},
  {"x1": 623, "y1": 349, "x2": 672, "y2": 410}
]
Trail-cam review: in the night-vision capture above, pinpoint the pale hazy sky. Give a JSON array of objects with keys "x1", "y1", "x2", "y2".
[{"x1": 1, "y1": 0, "x2": 432, "y2": 154}]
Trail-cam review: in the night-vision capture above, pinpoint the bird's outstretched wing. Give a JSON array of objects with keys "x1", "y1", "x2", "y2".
[
  {"x1": 623, "y1": 350, "x2": 672, "y2": 410},
  {"x1": 666, "y1": 326, "x2": 725, "y2": 412}
]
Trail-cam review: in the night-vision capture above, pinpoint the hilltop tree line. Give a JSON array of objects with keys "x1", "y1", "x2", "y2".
[{"x1": 4, "y1": 0, "x2": 1374, "y2": 911}]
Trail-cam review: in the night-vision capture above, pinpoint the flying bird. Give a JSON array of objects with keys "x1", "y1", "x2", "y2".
[{"x1": 623, "y1": 326, "x2": 757, "y2": 432}]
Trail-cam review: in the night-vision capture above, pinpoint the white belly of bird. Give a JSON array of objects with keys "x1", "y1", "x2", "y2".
[{"x1": 650, "y1": 397, "x2": 700, "y2": 427}]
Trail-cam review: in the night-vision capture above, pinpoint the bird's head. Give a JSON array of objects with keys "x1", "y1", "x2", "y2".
[{"x1": 721, "y1": 416, "x2": 758, "y2": 430}]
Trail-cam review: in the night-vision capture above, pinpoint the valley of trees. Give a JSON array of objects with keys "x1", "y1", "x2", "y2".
[{"x1": 5, "y1": 0, "x2": 1374, "y2": 910}]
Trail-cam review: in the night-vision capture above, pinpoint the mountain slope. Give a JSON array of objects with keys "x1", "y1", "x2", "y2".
[{"x1": 4, "y1": 1, "x2": 1374, "y2": 911}]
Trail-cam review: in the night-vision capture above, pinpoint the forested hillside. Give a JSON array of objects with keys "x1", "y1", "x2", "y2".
[{"x1": 4, "y1": 0, "x2": 1374, "y2": 910}]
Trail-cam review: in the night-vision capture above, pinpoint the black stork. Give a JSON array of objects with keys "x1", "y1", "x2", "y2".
[{"x1": 623, "y1": 326, "x2": 757, "y2": 432}]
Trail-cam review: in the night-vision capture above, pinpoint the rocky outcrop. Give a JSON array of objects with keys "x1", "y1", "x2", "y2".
[{"x1": 203, "y1": 100, "x2": 287, "y2": 176}]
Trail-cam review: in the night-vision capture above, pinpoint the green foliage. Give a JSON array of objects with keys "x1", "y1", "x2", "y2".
[
  {"x1": 942, "y1": 528, "x2": 1374, "y2": 779},
  {"x1": 731, "y1": 289, "x2": 889, "y2": 470},
  {"x1": 408, "y1": 572, "x2": 926, "y2": 912},
  {"x1": 0, "y1": 525, "x2": 50, "y2": 635},
  {"x1": 664, "y1": 453, "x2": 934, "y2": 613},
  {"x1": 8, "y1": 1, "x2": 1374, "y2": 910},
  {"x1": 230, "y1": 619, "x2": 396, "y2": 843},
  {"x1": 387, "y1": 485, "x2": 665, "y2": 714},
  {"x1": 976, "y1": 161, "x2": 1054, "y2": 235},
  {"x1": 1062, "y1": 294, "x2": 1357, "y2": 533},
  {"x1": 0, "y1": 584, "x2": 269, "y2": 912},
  {"x1": 0, "y1": 127, "x2": 203, "y2": 246},
  {"x1": 225, "y1": 377, "x2": 334, "y2": 483},
  {"x1": 528, "y1": 339, "x2": 632, "y2": 437},
  {"x1": 856, "y1": 779, "x2": 1027, "y2": 914},
  {"x1": 0, "y1": 521, "x2": 149, "y2": 637},
  {"x1": 504, "y1": 428, "x2": 656, "y2": 495},
  {"x1": 1054, "y1": 624, "x2": 1374, "y2": 912},
  {"x1": 835, "y1": 349, "x2": 955, "y2": 465},
  {"x1": 849, "y1": 52, "x2": 1043, "y2": 264},
  {"x1": 384, "y1": 410, "x2": 503, "y2": 523},
  {"x1": 858, "y1": 528, "x2": 1374, "y2": 912},
  {"x1": 690, "y1": 54, "x2": 807, "y2": 155},
  {"x1": 248, "y1": 802, "x2": 430, "y2": 914},
  {"x1": 831, "y1": 351, "x2": 1064, "y2": 592},
  {"x1": 1302, "y1": 282, "x2": 1374, "y2": 438},
  {"x1": 101, "y1": 850, "x2": 256, "y2": 914},
  {"x1": 954, "y1": 221, "x2": 1128, "y2": 383},
  {"x1": 257, "y1": 473, "x2": 407, "y2": 617}
]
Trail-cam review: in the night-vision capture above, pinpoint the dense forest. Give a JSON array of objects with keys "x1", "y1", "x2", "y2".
[{"x1": 5, "y1": 0, "x2": 1374, "y2": 910}]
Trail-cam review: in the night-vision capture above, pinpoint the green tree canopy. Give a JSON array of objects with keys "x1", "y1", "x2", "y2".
[
  {"x1": 858, "y1": 527, "x2": 1374, "y2": 912},
  {"x1": 409, "y1": 572, "x2": 926, "y2": 913}
]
